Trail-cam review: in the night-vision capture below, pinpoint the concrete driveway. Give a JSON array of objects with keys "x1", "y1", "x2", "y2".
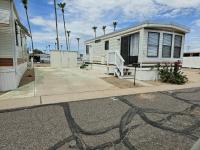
[
  {"x1": 0, "y1": 67, "x2": 118, "y2": 100},
  {"x1": 35, "y1": 67, "x2": 119, "y2": 96}
]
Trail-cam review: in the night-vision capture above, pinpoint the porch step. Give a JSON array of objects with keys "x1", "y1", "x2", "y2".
[{"x1": 114, "y1": 68, "x2": 120, "y2": 78}]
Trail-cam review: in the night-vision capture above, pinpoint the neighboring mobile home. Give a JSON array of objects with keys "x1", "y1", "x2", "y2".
[
  {"x1": 183, "y1": 50, "x2": 200, "y2": 68},
  {"x1": 0, "y1": 0, "x2": 30, "y2": 91},
  {"x1": 85, "y1": 22, "x2": 190, "y2": 80}
]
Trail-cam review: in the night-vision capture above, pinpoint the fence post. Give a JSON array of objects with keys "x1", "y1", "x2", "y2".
[{"x1": 134, "y1": 65, "x2": 136, "y2": 86}]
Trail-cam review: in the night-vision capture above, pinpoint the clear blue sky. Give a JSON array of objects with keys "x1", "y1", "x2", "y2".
[{"x1": 15, "y1": 0, "x2": 200, "y2": 54}]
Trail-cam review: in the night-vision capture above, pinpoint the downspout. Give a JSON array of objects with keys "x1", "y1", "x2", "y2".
[{"x1": 10, "y1": 0, "x2": 17, "y2": 74}]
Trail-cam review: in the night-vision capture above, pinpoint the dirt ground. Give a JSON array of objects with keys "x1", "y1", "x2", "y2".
[
  {"x1": 0, "y1": 92, "x2": 5, "y2": 96},
  {"x1": 182, "y1": 68, "x2": 200, "y2": 83},
  {"x1": 144, "y1": 68, "x2": 200, "y2": 86},
  {"x1": 19, "y1": 68, "x2": 35, "y2": 87},
  {"x1": 34, "y1": 63, "x2": 50, "y2": 67},
  {"x1": 101, "y1": 77, "x2": 141, "y2": 88}
]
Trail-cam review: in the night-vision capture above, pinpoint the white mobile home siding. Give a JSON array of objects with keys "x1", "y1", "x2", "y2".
[
  {"x1": 0, "y1": 0, "x2": 28, "y2": 91},
  {"x1": 0, "y1": 0, "x2": 13, "y2": 58},
  {"x1": 89, "y1": 36, "x2": 121, "y2": 63},
  {"x1": 86, "y1": 31, "x2": 142, "y2": 63},
  {"x1": 0, "y1": 0, "x2": 10, "y2": 24}
]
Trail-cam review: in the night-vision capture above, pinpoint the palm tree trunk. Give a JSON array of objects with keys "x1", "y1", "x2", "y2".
[
  {"x1": 25, "y1": 9, "x2": 34, "y2": 50},
  {"x1": 54, "y1": 0, "x2": 59, "y2": 50},
  {"x1": 62, "y1": 12, "x2": 68, "y2": 51}
]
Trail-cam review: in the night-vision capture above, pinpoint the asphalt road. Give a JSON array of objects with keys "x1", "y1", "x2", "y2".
[{"x1": 0, "y1": 87, "x2": 200, "y2": 150}]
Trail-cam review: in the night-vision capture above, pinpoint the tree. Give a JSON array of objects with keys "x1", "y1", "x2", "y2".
[
  {"x1": 33, "y1": 49, "x2": 43, "y2": 54},
  {"x1": 113, "y1": 21, "x2": 118, "y2": 31},
  {"x1": 92, "y1": 26, "x2": 97, "y2": 38},
  {"x1": 67, "y1": 30, "x2": 71, "y2": 50},
  {"x1": 58, "y1": 2, "x2": 68, "y2": 51},
  {"x1": 21, "y1": 0, "x2": 34, "y2": 50},
  {"x1": 102, "y1": 26, "x2": 106, "y2": 35},
  {"x1": 53, "y1": 0, "x2": 59, "y2": 50}
]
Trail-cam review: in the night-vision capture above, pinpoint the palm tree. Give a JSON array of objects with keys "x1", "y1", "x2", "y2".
[
  {"x1": 113, "y1": 21, "x2": 118, "y2": 31},
  {"x1": 76, "y1": 37, "x2": 80, "y2": 52},
  {"x1": 53, "y1": 0, "x2": 59, "y2": 50},
  {"x1": 21, "y1": 0, "x2": 34, "y2": 50},
  {"x1": 58, "y1": 2, "x2": 68, "y2": 51},
  {"x1": 92, "y1": 26, "x2": 97, "y2": 38},
  {"x1": 102, "y1": 26, "x2": 106, "y2": 35},
  {"x1": 67, "y1": 30, "x2": 71, "y2": 51}
]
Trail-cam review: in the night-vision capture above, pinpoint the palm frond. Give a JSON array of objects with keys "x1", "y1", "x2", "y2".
[
  {"x1": 21, "y1": 0, "x2": 28, "y2": 9},
  {"x1": 92, "y1": 26, "x2": 97, "y2": 30},
  {"x1": 58, "y1": 2, "x2": 66, "y2": 9},
  {"x1": 102, "y1": 26, "x2": 106, "y2": 30},
  {"x1": 113, "y1": 21, "x2": 117, "y2": 26}
]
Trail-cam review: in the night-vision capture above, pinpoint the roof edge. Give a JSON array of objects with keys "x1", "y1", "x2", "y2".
[{"x1": 85, "y1": 21, "x2": 190, "y2": 43}]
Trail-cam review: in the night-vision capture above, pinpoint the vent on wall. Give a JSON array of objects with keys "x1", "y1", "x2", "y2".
[{"x1": 95, "y1": 39, "x2": 101, "y2": 43}]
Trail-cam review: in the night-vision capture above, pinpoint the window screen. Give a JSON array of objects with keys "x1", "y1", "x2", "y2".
[
  {"x1": 147, "y1": 32, "x2": 160, "y2": 57},
  {"x1": 86, "y1": 45, "x2": 89, "y2": 54},
  {"x1": 20, "y1": 30, "x2": 23, "y2": 47},
  {"x1": 15, "y1": 21, "x2": 19, "y2": 46},
  {"x1": 130, "y1": 33, "x2": 139, "y2": 56},
  {"x1": 105, "y1": 41, "x2": 109, "y2": 50},
  {"x1": 173, "y1": 35, "x2": 182, "y2": 58},
  {"x1": 162, "y1": 33, "x2": 172, "y2": 58}
]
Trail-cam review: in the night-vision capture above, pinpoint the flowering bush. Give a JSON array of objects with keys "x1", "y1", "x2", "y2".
[{"x1": 158, "y1": 62, "x2": 188, "y2": 84}]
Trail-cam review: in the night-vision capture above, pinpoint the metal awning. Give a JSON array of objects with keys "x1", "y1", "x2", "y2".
[{"x1": 16, "y1": 19, "x2": 31, "y2": 37}]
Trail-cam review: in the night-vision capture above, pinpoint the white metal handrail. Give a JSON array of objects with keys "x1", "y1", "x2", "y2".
[{"x1": 107, "y1": 51, "x2": 125, "y2": 77}]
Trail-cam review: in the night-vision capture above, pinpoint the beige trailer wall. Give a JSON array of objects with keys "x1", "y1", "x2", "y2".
[{"x1": 50, "y1": 51, "x2": 78, "y2": 68}]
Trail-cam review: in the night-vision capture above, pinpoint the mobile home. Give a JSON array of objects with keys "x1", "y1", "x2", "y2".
[
  {"x1": 0, "y1": 0, "x2": 30, "y2": 91},
  {"x1": 85, "y1": 22, "x2": 190, "y2": 80}
]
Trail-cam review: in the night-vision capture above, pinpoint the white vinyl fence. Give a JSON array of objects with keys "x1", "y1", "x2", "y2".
[
  {"x1": 50, "y1": 51, "x2": 78, "y2": 68},
  {"x1": 183, "y1": 57, "x2": 200, "y2": 68}
]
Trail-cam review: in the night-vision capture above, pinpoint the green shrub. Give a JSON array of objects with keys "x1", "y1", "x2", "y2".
[
  {"x1": 80, "y1": 63, "x2": 88, "y2": 69},
  {"x1": 158, "y1": 62, "x2": 188, "y2": 84}
]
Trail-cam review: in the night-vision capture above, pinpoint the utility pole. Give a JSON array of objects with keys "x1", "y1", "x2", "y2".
[
  {"x1": 48, "y1": 45, "x2": 51, "y2": 51},
  {"x1": 67, "y1": 30, "x2": 71, "y2": 51},
  {"x1": 76, "y1": 37, "x2": 80, "y2": 52},
  {"x1": 54, "y1": 0, "x2": 59, "y2": 50},
  {"x1": 55, "y1": 42, "x2": 57, "y2": 50}
]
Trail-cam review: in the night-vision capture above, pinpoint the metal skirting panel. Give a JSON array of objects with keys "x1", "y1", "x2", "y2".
[{"x1": 0, "y1": 62, "x2": 27, "y2": 91}]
